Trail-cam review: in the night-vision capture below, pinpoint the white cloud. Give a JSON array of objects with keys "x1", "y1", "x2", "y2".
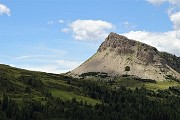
[
  {"x1": 147, "y1": 0, "x2": 180, "y2": 14},
  {"x1": 122, "y1": 30, "x2": 180, "y2": 56},
  {"x1": 147, "y1": 0, "x2": 180, "y2": 5},
  {"x1": 144, "y1": 0, "x2": 180, "y2": 56},
  {"x1": 170, "y1": 12, "x2": 180, "y2": 38},
  {"x1": 170, "y1": 12, "x2": 180, "y2": 29},
  {"x1": 62, "y1": 19, "x2": 115, "y2": 41},
  {"x1": 0, "y1": 3, "x2": 11, "y2": 16}
]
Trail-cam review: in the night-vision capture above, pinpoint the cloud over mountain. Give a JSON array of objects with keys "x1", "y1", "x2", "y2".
[
  {"x1": 122, "y1": 0, "x2": 180, "y2": 56},
  {"x1": 123, "y1": 31, "x2": 180, "y2": 56},
  {"x1": 62, "y1": 19, "x2": 115, "y2": 41}
]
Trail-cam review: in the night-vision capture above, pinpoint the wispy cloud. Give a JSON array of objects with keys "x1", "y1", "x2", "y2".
[
  {"x1": 147, "y1": 0, "x2": 180, "y2": 6},
  {"x1": 15, "y1": 55, "x2": 56, "y2": 60},
  {"x1": 19, "y1": 60, "x2": 82, "y2": 73},
  {"x1": 59, "y1": 19, "x2": 64, "y2": 23},
  {"x1": 47, "y1": 21, "x2": 54, "y2": 25},
  {"x1": 121, "y1": 21, "x2": 137, "y2": 31},
  {"x1": 147, "y1": 0, "x2": 166, "y2": 5},
  {"x1": 0, "y1": 3, "x2": 11, "y2": 16},
  {"x1": 61, "y1": 28, "x2": 70, "y2": 33},
  {"x1": 11, "y1": 45, "x2": 81, "y2": 73},
  {"x1": 48, "y1": 19, "x2": 65, "y2": 25}
]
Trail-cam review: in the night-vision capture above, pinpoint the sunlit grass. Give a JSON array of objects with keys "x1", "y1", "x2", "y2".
[
  {"x1": 145, "y1": 81, "x2": 179, "y2": 90},
  {"x1": 50, "y1": 89, "x2": 100, "y2": 105}
]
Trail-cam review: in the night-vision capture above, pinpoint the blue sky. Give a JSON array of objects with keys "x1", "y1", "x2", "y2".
[{"x1": 0, "y1": 0, "x2": 180, "y2": 73}]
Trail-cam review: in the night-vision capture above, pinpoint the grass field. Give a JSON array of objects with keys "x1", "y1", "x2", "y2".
[
  {"x1": 145, "y1": 81, "x2": 179, "y2": 90},
  {"x1": 50, "y1": 89, "x2": 100, "y2": 105},
  {"x1": 0, "y1": 64, "x2": 101, "y2": 105}
]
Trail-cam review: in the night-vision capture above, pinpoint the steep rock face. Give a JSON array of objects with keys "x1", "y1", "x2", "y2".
[
  {"x1": 98, "y1": 32, "x2": 159, "y2": 64},
  {"x1": 70, "y1": 32, "x2": 180, "y2": 81},
  {"x1": 160, "y1": 52, "x2": 180, "y2": 73}
]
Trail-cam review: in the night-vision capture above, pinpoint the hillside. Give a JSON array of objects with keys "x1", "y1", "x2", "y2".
[
  {"x1": 0, "y1": 63, "x2": 180, "y2": 119},
  {"x1": 0, "y1": 64, "x2": 99, "y2": 104},
  {"x1": 71, "y1": 32, "x2": 180, "y2": 81},
  {"x1": 0, "y1": 33, "x2": 180, "y2": 119}
]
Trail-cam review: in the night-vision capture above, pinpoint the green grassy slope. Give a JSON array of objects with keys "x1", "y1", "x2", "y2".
[
  {"x1": 0, "y1": 64, "x2": 99, "y2": 104},
  {"x1": 0, "y1": 64, "x2": 180, "y2": 120},
  {"x1": 0, "y1": 64, "x2": 180, "y2": 106},
  {"x1": 80, "y1": 73, "x2": 180, "y2": 92}
]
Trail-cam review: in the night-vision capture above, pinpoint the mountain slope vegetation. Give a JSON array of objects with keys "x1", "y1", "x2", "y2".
[
  {"x1": 0, "y1": 64, "x2": 99, "y2": 104},
  {"x1": 0, "y1": 64, "x2": 180, "y2": 120}
]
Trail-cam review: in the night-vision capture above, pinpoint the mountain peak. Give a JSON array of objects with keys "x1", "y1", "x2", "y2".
[
  {"x1": 71, "y1": 32, "x2": 180, "y2": 81},
  {"x1": 98, "y1": 33, "x2": 158, "y2": 64},
  {"x1": 98, "y1": 32, "x2": 130, "y2": 52},
  {"x1": 108, "y1": 32, "x2": 128, "y2": 39}
]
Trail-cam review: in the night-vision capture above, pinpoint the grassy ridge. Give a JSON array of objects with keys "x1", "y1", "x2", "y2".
[
  {"x1": 0, "y1": 64, "x2": 179, "y2": 106},
  {"x1": 0, "y1": 64, "x2": 99, "y2": 104}
]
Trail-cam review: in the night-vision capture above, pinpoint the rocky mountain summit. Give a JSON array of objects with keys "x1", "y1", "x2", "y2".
[
  {"x1": 98, "y1": 32, "x2": 159, "y2": 64},
  {"x1": 70, "y1": 32, "x2": 180, "y2": 81}
]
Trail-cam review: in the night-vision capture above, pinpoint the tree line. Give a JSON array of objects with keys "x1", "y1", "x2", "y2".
[{"x1": 0, "y1": 80, "x2": 180, "y2": 120}]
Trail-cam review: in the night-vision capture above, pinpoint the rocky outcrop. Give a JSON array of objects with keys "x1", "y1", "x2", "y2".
[
  {"x1": 70, "y1": 32, "x2": 180, "y2": 81},
  {"x1": 98, "y1": 32, "x2": 159, "y2": 64}
]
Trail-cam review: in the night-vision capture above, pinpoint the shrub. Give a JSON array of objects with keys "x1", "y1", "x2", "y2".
[{"x1": 125, "y1": 66, "x2": 130, "y2": 71}]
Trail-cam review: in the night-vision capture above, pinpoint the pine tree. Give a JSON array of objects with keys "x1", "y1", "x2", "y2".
[{"x1": 2, "y1": 93, "x2": 9, "y2": 111}]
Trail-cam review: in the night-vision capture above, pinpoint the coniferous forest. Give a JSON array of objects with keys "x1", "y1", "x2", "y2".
[{"x1": 1, "y1": 80, "x2": 180, "y2": 120}]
